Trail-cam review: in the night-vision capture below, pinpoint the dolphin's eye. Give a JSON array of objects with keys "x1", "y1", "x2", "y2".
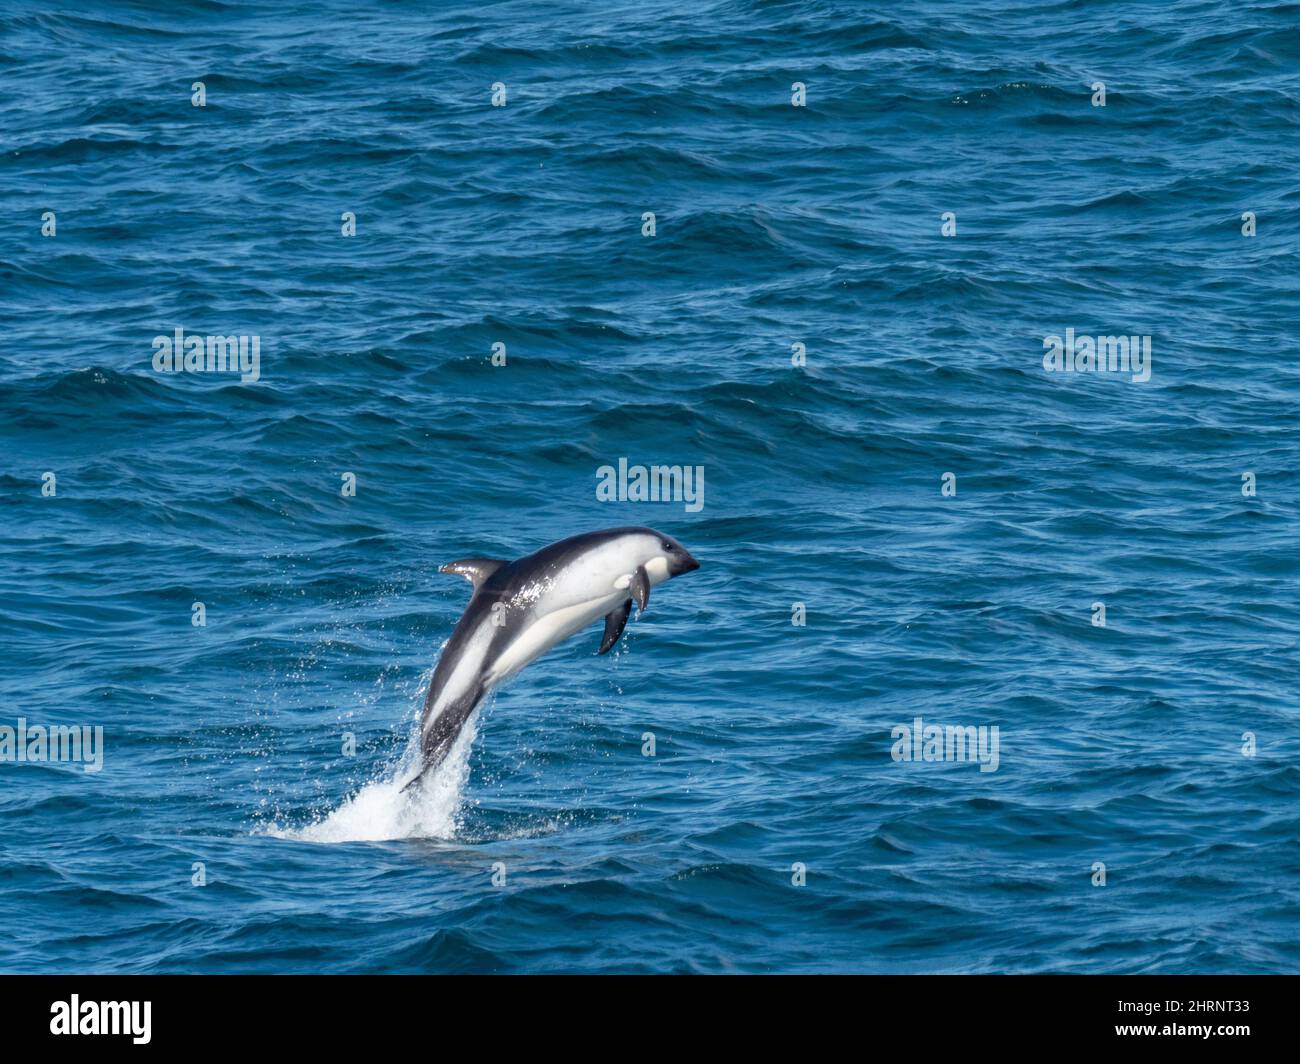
[{"x1": 662, "y1": 542, "x2": 674, "y2": 552}]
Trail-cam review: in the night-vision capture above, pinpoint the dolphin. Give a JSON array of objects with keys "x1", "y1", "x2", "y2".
[{"x1": 403, "y1": 526, "x2": 700, "y2": 791}]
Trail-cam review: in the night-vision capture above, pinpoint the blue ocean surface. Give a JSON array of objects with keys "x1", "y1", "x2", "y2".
[{"x1": 2, "y1": 0, "x2": 1299, "y2": 974}]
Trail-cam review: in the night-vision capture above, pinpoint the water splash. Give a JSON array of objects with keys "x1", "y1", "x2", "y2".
[{"x1": 271, "y1": 711, "x2": 479, "y2": 843}]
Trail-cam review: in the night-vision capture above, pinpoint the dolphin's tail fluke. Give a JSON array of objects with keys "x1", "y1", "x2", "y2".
[{"x1": 398, "y1": 768, "x2": 427, "y2": 795}]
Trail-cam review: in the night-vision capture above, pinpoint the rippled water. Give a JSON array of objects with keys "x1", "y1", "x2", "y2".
[{"x1": 2, "y1": 0, "x2": 1299, "y2": 973}]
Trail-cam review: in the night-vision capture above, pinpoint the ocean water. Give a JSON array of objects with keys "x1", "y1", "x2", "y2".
[{"x1": 2, "y1": 0, "x2": 1299, "y2": 974}]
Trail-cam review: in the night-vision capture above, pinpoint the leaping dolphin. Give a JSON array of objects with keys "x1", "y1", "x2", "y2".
[{"x1": 403, "y1": 526, "x2": 700, "y2": 791}]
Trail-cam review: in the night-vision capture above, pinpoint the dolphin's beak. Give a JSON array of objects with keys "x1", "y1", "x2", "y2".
[{"x1": 678, "y1": 550, "x2": 700, "y2": 574}]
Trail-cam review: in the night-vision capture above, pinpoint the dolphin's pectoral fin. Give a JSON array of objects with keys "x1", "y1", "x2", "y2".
[
  {"x1": 439, "y1": 557, "x2": 507, "y2": 590},
  {"x1": 630, "y1": 565, "x2": 650, "y2": 613},
  {"x1": 598, "y1": 599, "x2": 633, "y2": 654}
]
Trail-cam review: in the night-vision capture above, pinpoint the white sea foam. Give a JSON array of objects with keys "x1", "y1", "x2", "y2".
[{"x1": 270, "y1": 710, "x2": 479, "y2": 843}]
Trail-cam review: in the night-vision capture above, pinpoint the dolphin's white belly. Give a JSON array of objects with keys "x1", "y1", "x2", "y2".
[{"x1": 486, "y1": 590, "x2": 626, "y2": 685}]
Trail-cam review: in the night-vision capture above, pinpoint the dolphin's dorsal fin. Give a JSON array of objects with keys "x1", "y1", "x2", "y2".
[{"x1": 439, "y1": 557, "x2": 507, "y2": 590}]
